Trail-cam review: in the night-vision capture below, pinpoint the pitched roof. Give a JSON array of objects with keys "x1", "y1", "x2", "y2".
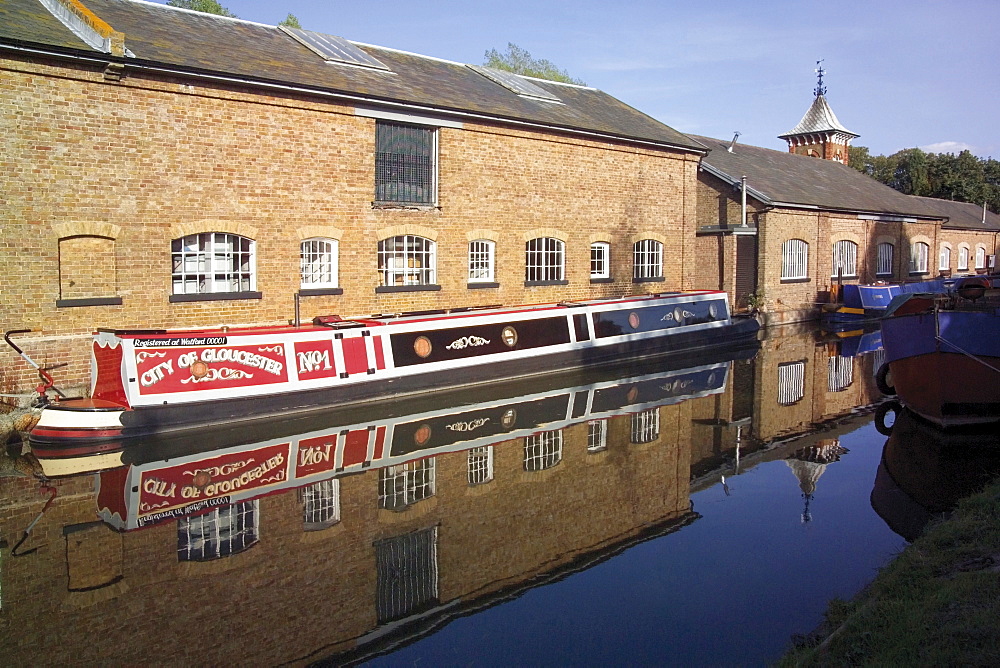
[
  {"x1": 778, "y1": 94, "x2": 858, "y2": 139},
  {"x1": 907, "y1": 195, "x2": 1000, "y2": 232},
  {"x1": 0, "y1": 0, "x2": 703, "y2": 153}
]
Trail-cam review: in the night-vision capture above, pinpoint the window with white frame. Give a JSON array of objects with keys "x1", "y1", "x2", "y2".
[
  {"x1": 591, "y1": 242, "x2": 610, "y2": 279},
  {"x1": 910, "y1": 242, "x2": 929, "y2": 273},
  {"x1": 958, "y1": 245, "x2": 970, "y2": 271},
  {"x1": 939, "y1": 245, "x2": 952, "y2": 272},
  {"x1": 171, "y1": 232, "x2": 255, "y2": 295},
  {"x1": 831, "y1": 240, "x2": 858, "y2": 278},
  {"x1": 375, "y1": 121, "x2": 436, "y2": 205},
  {"x1": 468, "y1": 240, "x2": 495, "y2": 283},
  {"x1": 525, "y1": 237, "x2": 565, "y2": 282},
  {"x1": 301, "y1": 479, "x2": 340, "y2": 531},
  {"x1": 378, "y1": 459, "x2": 436, "y2": 511},
  {"x1": 177, "y1": 501, "x2": 259, "y2": 561},
  {"x1": 524, "y1": 430, "x2": 563, "y2": 471},
  {"x1": 587, "y1": 420, "x2": 608, "y2": 452},
  {"x1": 876, "y1": 242, "x2": 894, "y2": 277},
  {"x1": 630, "y1": 408, "x2": 660, "y2": 444},
  {"x1": 300, "y1": 238, "x2": 339, "y2": 289},
  {"x1": 976, "y1": 246, "x2": 987, "y2": 270},
  {"x1": 828, "y1": 355, "x2": 854, "y2": 392},
  {"x1": 781, "y1": 239, "x2": 808, "y2": 280},
  {"x1": 378, "y1": 235, "x2": 436, "y2": 286},
  {"x1": 633, "y1": 239, "x2": 664, "y2": 280},
  {"x1": 467, "y1": 446, "x2": 494, "y2": 485},
  {"x1": 777, "y1": 361, "x2": 805, "y2": 405}
]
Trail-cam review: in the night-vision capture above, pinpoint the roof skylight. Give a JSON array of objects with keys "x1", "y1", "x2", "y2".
[
  {"x1": 467, "y1": 65, "x2": 562, "y2": 103},
  {"x1": 280, "y1": 26, "x2": 390, "y2": 71}
]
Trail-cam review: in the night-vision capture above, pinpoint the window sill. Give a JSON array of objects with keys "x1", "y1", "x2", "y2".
[
  {"x1": 371, "y1": 202, "x2": 440, "y2": 211},
  {"x1": 169, "y1": 291, "x2": 262, "y2": 303},
  {"x1": 908, "y1": 271, "x2": 930, "y2": 277},
  {"x1": 376, "y1": 284, "x2": 442, "y2": 293},
  {"x1": 299, "y1": 288, "x2": 344, "y2": 296},
  {"x1": 590, "y1": 277, "x2": 614, "y2": 284},
  {"x1": 632, "y1": 276, "x2": 665, "y2": 284},
  {"x1": 830, "y1": 275, "x2": 858, "y2": 280},
  {"x1": 468, "y1": 282, "x2": 499, "y2": 289},
  {"x1": 524, "y1": 280, "x2": 569, "y2": 287},
  {"x1": 780, "y1": 277, "x2": 811, "y2": 284},
  {"x1": 56, "y1": 296, "x2": 123, "y2": 308}
]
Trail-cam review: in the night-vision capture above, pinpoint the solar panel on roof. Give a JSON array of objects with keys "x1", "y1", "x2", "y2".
[
  {"x1": 467, "y1": 65, "x2": 561, "y2": 103},
  {"x1": 280, "y1": 26, "x2": 390, "y2": 71}
]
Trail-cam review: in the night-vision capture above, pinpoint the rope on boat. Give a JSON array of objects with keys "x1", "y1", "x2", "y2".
[{"x1": 935, "y1": 335, "x2": 1000, "y2": 375}]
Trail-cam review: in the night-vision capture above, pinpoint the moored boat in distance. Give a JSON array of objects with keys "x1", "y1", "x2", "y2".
[
  {"x1": 878, "y1": 277, "x2": 1000, "y2": 427},
  {"x1": 29, "y1": 291, "x2": 759, "y2": 454},
  {"x1": 821, "y1": 277, "x2": 968, "y2": 326}
]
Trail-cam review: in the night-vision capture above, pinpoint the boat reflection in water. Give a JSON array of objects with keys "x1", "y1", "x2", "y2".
[{"x1": 871, "y1": 405, "x2": 1000, "y2": 541}]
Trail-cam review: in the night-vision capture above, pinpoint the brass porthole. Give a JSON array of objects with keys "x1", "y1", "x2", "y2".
[
  {"x1": 628, "y1": 312, "x2": 640, "y2": 329},
  {"x1": 501, "y1": 326, "x2": 518, "y2": 348},
  {"x1": 414, "y1": 336, "x2": 432, "y2": 358},
  {"x1": 414, "y1": 424, "x2": 432, "y2": 445},
  {"x1": 626, "y1": 386, "x2": 640, "y2": 403},
  {"x1": 501, "y1": 408, "x2": 518, "y2": 429},
  {"x1": 190, "y1": 360, "x2": 209, "y2": 379}
]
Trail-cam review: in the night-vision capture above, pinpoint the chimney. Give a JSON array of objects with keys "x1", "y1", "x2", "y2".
[{"x1": 727, "y1": 132, "x2": 741, "y2": 153}]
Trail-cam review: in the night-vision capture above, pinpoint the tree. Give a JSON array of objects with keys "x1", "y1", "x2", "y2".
[
  {"x1": 167, "y1": 0, "x2": 237, "y2": 17},
  {"x1": 483, "y1": 43, "x2": 585, "y2": 85},
  {"x1": 278, "y1": 13, "x2": 301, "y2": 28}
]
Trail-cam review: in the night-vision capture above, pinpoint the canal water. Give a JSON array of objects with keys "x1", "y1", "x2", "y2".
[{"x1": 0, "y1": 323, "x2": 975, "y2": 665}]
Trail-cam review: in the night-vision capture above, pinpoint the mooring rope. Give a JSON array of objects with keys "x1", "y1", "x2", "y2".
[{"x1": 935, "y1": 335, "x2": 1000, "y2": 375}]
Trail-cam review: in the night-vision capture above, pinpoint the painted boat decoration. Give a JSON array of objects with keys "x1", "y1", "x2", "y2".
[
  {"x1": 78, "y1": 354, "x2": 743, "y2": 530},
  {"x1": 877, "y1": 277, "x2": 1000, "y2": 427},
  {"x1": 29, "y1": 291, "x2": 759, "y2": 453}
]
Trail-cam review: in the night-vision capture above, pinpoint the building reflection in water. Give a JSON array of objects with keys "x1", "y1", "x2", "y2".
[{"x1": 0, "y1": 325, "x2": 891, "y2": 664}]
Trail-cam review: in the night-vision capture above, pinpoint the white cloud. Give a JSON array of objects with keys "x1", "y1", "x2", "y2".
[{"x1": 918, "y1": 141, "x2": 975, "y2": 155}]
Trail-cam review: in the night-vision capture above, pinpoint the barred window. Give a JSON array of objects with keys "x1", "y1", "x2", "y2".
[
  {"x1": 177, "y1": 501, "x2": 259, "y2": 561},
  {"x1": 375, "y1": 121, "x2": 436, "y2": 204},
  {"x1": 831, "y1": 240, "x2": 857, "y2": 278},
  {"x1": 379, "y1": 235, "x2": 436, "y2": 286},
  {"x1": 171, "y1": 232, "x2": 254, "y2": 295},
  {"x1": 633, "y1": 239, "x2": 664, "y2": 280},
  {"x1": 301, "y1": 479, "x2": 340, "y2": 531},
  {"x1": 958, "y1": 245, "x2": 970, "y2": 271},
  {"x1": 524, "y1": 430, "x2": 563, "y2": 471},
  {"x1": 778, "y1": 361, "x2": 806, "y2": 405},
  {"x1": 525, "y1": 237, "x2": 565, "y2": 282},
  {"x1": 591, "y1": 242, "x2": 610, "y2": 279},
  {"x1": 300, "y1": 238, "x2": 339, "y2": 289},
  {"x1": 468, "y1": 240, "x2": 496, "y2": 282},
  {"x1": 630, "y1": 408, "x2": 660, "y2": 444},
  {"x1": 467, "y1": 446, "x2": 494, "y2": 485},
  {"x1": 378, "y1": 459, "x2": 436, "y2": 511},
  {"x1": 827, "y1": 355, "x2": 854, "y2": 392},
  {"x1": 910, "y1": 242, "x2": 929, "y2": 274},
  {"x1": 976, "y1": 246, "x2": 987, "y2": 270},
  {"x1": 587, "y1": 420, "x2": 608, "y2": 452},
  {"x1": 876, "y1": 242, "x2": 894, "y2": 277},
  {"x1": 939, "y1": 245, "x2": 952, "y2": 272},
  {"x1": 375, "y1": 527, "x2": 439, "y2": 624},
  {"x1": 781, "y1": 239, "x2": 808, "y2": 280}
]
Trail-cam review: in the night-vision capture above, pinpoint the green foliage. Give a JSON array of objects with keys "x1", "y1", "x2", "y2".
[
  {"x1": 483, "y1": 43, "x2": 585, "y2": 85},
  {"x1": 850, "y1": 145, "x2": 1000, "y2": 214},
  {"x1": 167, "y1": 0, "x2": 237, "y2": 17},
  {"x1": 278, "y1": 13, "x2": 301, "y2": 28}
]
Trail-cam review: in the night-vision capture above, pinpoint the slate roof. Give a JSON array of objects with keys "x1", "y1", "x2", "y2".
[
  {"x1": 907, "y1": 195, "x2": 1000, "y2": 232},
  {"x1": 778, "y1": 94, "x2": 858, "y2": 139},
  {"x1": 0, "y1": 0, "x2": 703, "y2": 153}
]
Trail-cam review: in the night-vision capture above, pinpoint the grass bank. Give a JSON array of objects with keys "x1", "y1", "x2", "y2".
[{"x1": 780, "y1": 478, "x2": 1000, "y2": 666}]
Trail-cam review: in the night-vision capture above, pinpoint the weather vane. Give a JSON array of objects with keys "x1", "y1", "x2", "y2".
[{"x1": 814, "y1": 59, "x2": 827, "y2": 97}]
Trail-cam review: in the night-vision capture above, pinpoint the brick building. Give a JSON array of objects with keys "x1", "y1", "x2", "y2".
[{"x1": 0, "y1": 0, "x2": 706, "y2": 394}]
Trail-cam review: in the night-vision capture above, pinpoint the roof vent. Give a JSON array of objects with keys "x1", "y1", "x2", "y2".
[
  {"x1": 279, "y1": 26, "x2": 390, "y2": 71},
  {"x1": 727, "y1": 131, "x2": 741, "y2": 152},
  {"x1": 467, "y1": 65, "x2": 562, "y2": 103}
]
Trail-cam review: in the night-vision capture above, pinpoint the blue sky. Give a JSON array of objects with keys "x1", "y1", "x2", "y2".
[{"x1": 149, "y1": 0, "x2": 998, "y2": 159}]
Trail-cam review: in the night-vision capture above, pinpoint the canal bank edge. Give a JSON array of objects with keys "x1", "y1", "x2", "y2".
[{"x1": 779, "y1": 476, "x2": 1000, "y2": 666}]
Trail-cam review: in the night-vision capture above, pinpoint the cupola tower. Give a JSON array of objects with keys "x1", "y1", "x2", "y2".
[{"x1": 778, "y1": 62, "x2": 859, "y2": 165}]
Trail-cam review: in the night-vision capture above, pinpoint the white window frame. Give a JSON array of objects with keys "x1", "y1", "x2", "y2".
[
  {"x1": 300, "y1": 237, "x2": 339, "y2": 289},
  {"x1": 958, "y1": 245, "x2": 970, "y2": 271},
  {"x1": 301, "y1": 478, "x2": 341, "y2": 531},
  {"x1": 939, "y1": 245, "x2": 952, "y2": 272},
  {"x1": 827, "y1": 355, "x2": 854, "y2": 392},
  {"x1": 467, "y1": 446, "x2": 494, "y2": 485},
  {"x1": 171, "y1": 232, "x2": 256, "y2": 295},
  {"x1": 378, "y1": 235, "x2": 436, "y2": 286},
  {"x1": 524, "y1": 430, "x2": 563, "y2": 471},
  {"x1": 177, "y1": 501, "x2": 259, "y2": 561},
  {"x1": 468, "y1": 239, "x2": 496, "y2": 283},
  {"x1": 876, "y1": 242, "x2": 894, "y2": 277},
  {"x1": 630, "y1": 408, "x2": 660, "y2": 444},
  {"x1": 375, "y1": 121, "x2": 437, "y2": 205},
  {"x1": 525, "y1": 237, "x2": 565, "y2": 282},
  {"x1": 976, "y1": 246, "x2": 987, "y2": 270},
  {"x1": 910, "y1": 242, "x2": 929, "y2": 274},
  {"x1": 778, "y1": 361, "x2": 806, "y2": 405},
  {"x1": 590, "y1": 242, "x2": 610, "y2": 279},
  {"x1": 633, "y1": 239, "x2": 664, "y2": 280},
  {"x1": 781, "y1": 239, "x2": 808, "y2": 280},
  {"x1": 587, "y1": 420, "x2": 608, "y2": 452},
  {"x1": 831, "y1": 240, "x2": 858, "y2": 279},
  {"x1": 378, "y1": 459, "x2": 436, "y2": 510}
]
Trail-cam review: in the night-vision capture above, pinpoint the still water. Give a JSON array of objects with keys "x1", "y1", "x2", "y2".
[{"x1": 0, "y1": 323, "x2": 965, "y2": 665}]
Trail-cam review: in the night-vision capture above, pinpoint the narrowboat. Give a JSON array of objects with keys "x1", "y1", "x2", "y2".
[
  {"x1": 877, "y1": 277, "x2": 1000, "y2": 427},
  {"x1": 28, "y1": 291, "x2": 759, "y2": 455},
  {"x1": 821, "y1": 278, "x2": 956, "y2": 326},
  {"x1": 76, "y1": 352, "x2": 743, "y2": 528}
]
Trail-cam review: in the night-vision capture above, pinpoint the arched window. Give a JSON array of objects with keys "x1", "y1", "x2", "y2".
[
  {"x1": 781, "y1": 239, "x2": 808, "y2": 280},
  {"x1": 523, "y1": 430, "x2": 562, "y2": 471},
  {"x1": 910, "y1": 242, "x2": 929, "y2": 274},
  {"x1": 939, "y1": 245, "x2": 952, "y2": 272},
  {"x1": 831, "y1": 240, "x2": 858, "y2": 278},
  {"x1": 300, "y1": 238, "x2": 339, "y2": 289},
  {"x1": 876, "y1": 242, "x2": 894, "y2": 277},
  {"x1": 525, "y1": 237, "x2": 565, "y2": 283},
  {"x1": 378, "y1": 235, "x2": 436, "y2": 286},
  {"x1": 958, "y1": 245, "x2": 970, "y2": 271},
  {"x1": 468, "y1": 239, "x2": 496, "y2": 283},
  {"x1": 590, "y1": 242, "x2": 610, "y2": 280},
  {"x1": 976, "y1": 246, "x2": 987, "y2": 270},
  {"x1": 633, "y1": 239, "x2": 664, "y2": 280},
  {"x1": 177, "y1": 501, "x2": 259, "y2": 561},
  {"x1": 171, "y1": 232, "x2": 255, "y2": 295}
]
